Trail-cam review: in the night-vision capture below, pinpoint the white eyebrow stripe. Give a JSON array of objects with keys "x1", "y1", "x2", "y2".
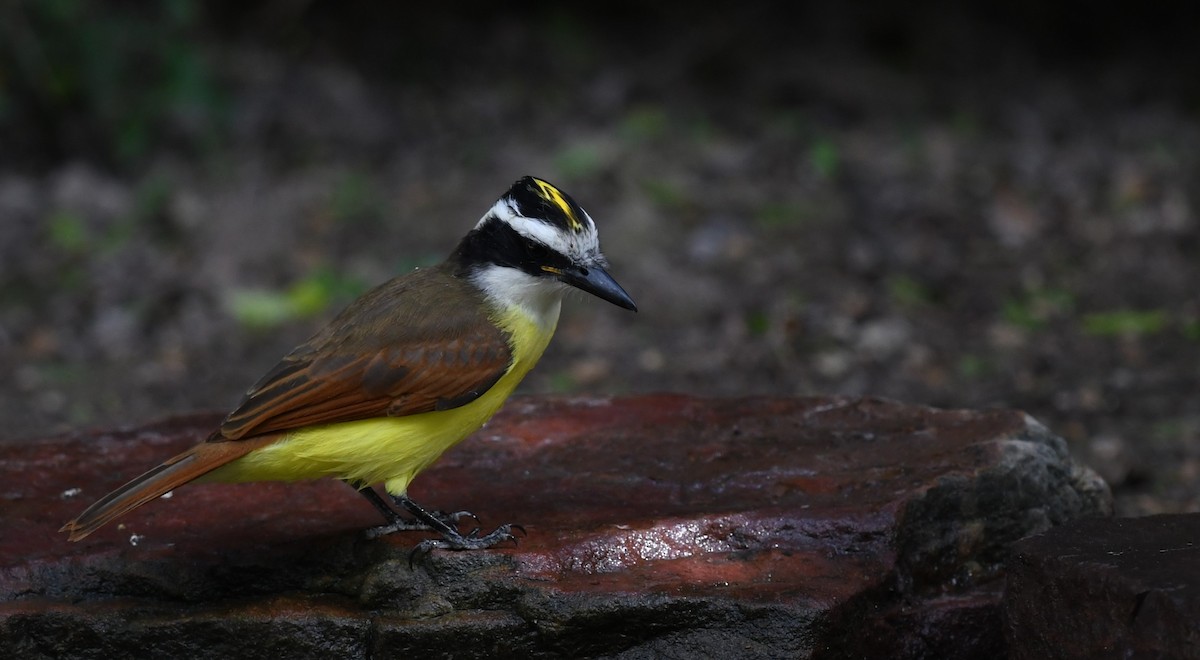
[{"x1": 479, "y1": 199, "x2": 601, "y2": 262}]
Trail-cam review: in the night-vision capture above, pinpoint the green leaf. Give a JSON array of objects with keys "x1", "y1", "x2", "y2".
[
  {"x1": 810, "y1": 138, "x2": 840, "y2": 178},
  {"x1": 1182, "y1": 319, "x2": 1200, "y2": 342},
  {"x1": 620, "y1": 106, "x2": 668, "y2": 142},
  {"x1": 1081, "y1": 309, "x2": 1168, "y2": 337},
  {"x1": 887, "y1": 274, "x2": 931, "y2": 308},
  {"x1": 755, "y1": 203, "x2": 811, "y2": 229},
  {"x1": 226, "y1": 289, "x2": 297, "y2": 329},
  {"x1": 226, "y1": 268, "x2": 366, "y2": 329},
  {"x1": 745, "y1": 310, "x2": 769, "y2": 336},
  {"x1": 640, "y1": 178, "x2": 687, "y2": 210},
  {"x1": 957, "y1": 354, "x2": 993, "y2": 379},
  {"x1": 47, "y1": 211, "x2": 90, "y2": 252},
  {"x1": 1002, "y1": 288, "x2": 1075, "y2": 330}
]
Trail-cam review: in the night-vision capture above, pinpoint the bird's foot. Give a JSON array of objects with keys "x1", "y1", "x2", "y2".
[
  {"x1": 409, "y1": 523, "x2": 526, "y2": 564},
  {"x1": 357, "y1": 490, "x2": 523, "y2": 562},
  {"x1": 363, "y1": 517, "x2": 428, "y2": 539},
  {"x1": 363, "y1": 509, "x2": 480, "y2": 540},
  {"x1": 433, "y1": 509, "x2": 481, "y2": 527},
  {"x1": 351, "y1": 483, "x2": 481, "y2": 539}
]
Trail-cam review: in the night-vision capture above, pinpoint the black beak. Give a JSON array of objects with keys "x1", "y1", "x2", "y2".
[{"x1": 558, "y1": 265, "x2": 637, "y2": 311}]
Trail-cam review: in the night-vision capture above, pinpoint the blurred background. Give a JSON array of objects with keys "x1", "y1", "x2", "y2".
[{"x1": 2, "y1": 0, "x2": 1199, "y2": 516}]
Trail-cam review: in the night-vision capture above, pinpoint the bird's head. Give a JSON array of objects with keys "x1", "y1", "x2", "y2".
[{"x1": 455, "y1": 176, "x2": 637, "y2": 314}]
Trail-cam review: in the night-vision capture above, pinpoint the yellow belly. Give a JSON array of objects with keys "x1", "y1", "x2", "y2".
[{"x1": 202, "y1": 302, "x2": 558, "y2": 495}]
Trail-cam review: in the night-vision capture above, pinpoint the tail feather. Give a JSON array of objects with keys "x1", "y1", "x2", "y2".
[{"x1": 60, "y1": 436, "x2": 276, "y2": 541}]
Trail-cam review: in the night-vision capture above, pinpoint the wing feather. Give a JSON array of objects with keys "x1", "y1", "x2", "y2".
[{"x1": 212, "y1": 263, "x2": 513, "y2": 441}]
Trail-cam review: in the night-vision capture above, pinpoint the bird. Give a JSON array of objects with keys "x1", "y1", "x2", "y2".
[{"x1": 61, "y1": 176, "x2": 637, "y2": 553}]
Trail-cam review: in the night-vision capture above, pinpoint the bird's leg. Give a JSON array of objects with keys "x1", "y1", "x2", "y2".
[
  {"x1": 352, "y1": 483, "x2": 434, "y2": 538},
  {"x1": 396, "y1": 495, "x2": 524, "y2": 560},
  {"x1": 349, "y1": 482, "x2": 479, "y2": 539},
  {"x1": 352, "y1": 482, "x2": 467, "y2": 537}
]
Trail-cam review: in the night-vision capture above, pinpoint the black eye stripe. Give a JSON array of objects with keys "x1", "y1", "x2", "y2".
[{"x1": 453, "y1": 216, "x2": 572, "y2": 277}]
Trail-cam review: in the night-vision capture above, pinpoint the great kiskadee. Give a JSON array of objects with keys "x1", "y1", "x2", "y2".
[{"x1": 61, "y1": 176, "x2": 636, "y2": 552}]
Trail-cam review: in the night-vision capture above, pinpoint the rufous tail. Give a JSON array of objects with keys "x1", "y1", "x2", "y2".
[{"x1": 60, "y1": 436, "x2": 276, "y2": 541}]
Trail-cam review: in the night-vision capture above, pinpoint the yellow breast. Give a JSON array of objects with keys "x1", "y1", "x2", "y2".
[{"x1": 203, "y1": 300, "x2": 560, "y2": 495}]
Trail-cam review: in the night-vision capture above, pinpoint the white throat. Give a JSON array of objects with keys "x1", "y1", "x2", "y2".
[{"x1": 471, "y1": 265, "x2": 565, "y2": 327}]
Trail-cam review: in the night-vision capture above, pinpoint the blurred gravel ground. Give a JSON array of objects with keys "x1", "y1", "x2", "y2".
[{"x1": 2, "y1": 2, "x2": 1199, "y2": 516}]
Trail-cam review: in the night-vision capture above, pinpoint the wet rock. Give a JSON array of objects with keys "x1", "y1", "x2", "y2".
[
  {"x1": 1005, "y1": 514, "x2": 1200, "y2": 659},
  {"x1": 0, "y1": 395, "x2": 1109, "y2": 658}
]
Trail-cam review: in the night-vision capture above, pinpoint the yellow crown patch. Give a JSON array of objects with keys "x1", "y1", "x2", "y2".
[{"x1": 532, "y1": 178, "x2": 585, "y2": 233}]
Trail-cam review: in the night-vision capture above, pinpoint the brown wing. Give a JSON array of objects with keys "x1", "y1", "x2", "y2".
[{"x1": 212, "y1": 262, "x2": 513, "y2": 442}]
